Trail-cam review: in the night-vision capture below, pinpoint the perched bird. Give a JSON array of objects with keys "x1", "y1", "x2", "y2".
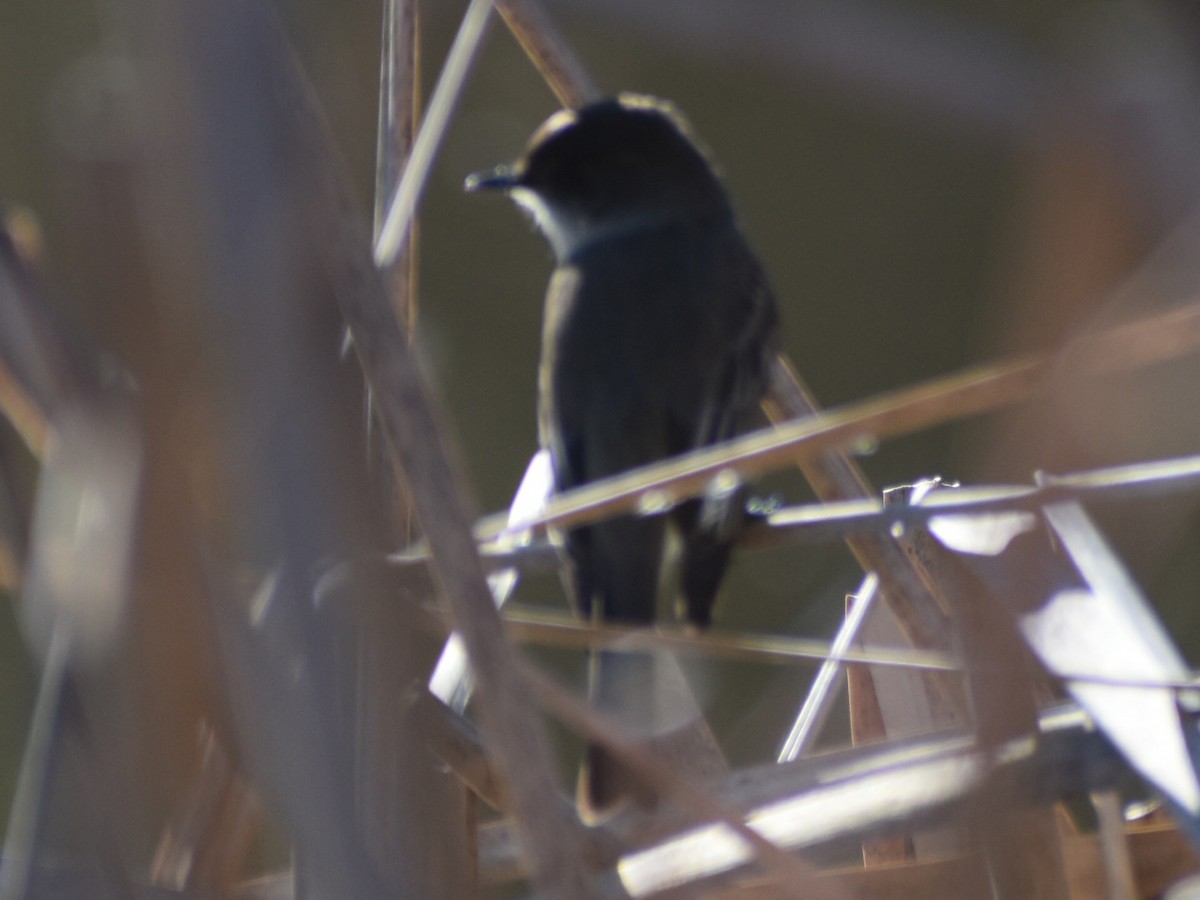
[{"x1": 467, "y1": 94, "x2": 779, "y2": 814}]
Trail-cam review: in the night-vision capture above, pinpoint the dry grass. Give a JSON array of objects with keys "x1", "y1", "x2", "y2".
[{"x1": 3, "y1": 1, "x2": 1200, "y2": 898}]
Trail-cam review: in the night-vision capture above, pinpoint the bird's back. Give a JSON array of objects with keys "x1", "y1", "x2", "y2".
[{"x1": 539, "y1": 216, "x2": 778, "y2": 624}]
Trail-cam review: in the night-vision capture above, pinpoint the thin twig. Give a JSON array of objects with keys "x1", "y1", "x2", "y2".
[
  {"x1": 475, "y1": 301, "x2": 1200, "y2": 544},
  {"x1": 754, "y1": 452, "x2": 1200, "y2": 545},
  {"x1": 778, "y1": 574, "x2": 880, "y2": 761},
  {"x1": 496, "y1": 604, "x2": 956, "y2": 671},
  {"x1": 493, "y1": 0, "x2": 602, "y2": 108},
  {"x1": 425, "y1": 592, "x2": 1200, "y2": 692},
  {"x1": 383, "y1": 450, "x2": 1200, "y2": 577},
  {"x1": 374, "y1": 0, "x2": 493, "y2": 270},
  {"x1": 373, "y1": 0, "x2": 420, "y2": 333}
]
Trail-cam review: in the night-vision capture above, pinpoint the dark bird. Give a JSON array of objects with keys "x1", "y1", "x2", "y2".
[{"x1": 467, "y1": 94, "x2": 779, "y2": 815}]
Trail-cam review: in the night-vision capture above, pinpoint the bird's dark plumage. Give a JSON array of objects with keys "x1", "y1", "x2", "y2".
[
  {"x1": 540, "y1": 216, "x2": 776, "y2": 627},
  {"x1": 468, "y1": 94, "x2": 780, "y2": 813}
]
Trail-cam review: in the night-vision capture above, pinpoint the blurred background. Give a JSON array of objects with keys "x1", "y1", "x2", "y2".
[{"x1": 3, "y1": 0, "x2": 1200, "y2": 890}]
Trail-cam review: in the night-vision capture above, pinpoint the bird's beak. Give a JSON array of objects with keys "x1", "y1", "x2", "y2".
[{"x1": 464, "y1": 164, "x2": 520, "y2": 192}]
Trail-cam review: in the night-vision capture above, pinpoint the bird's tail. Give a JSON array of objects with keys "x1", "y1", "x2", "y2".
[{"x1": 577, "y1": 633, "x2": 725, "y2": 822}]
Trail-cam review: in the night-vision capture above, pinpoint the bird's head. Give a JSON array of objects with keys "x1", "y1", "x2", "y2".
[{"x1": 466, "y1": 94, "x2": 731, "y2": 260}]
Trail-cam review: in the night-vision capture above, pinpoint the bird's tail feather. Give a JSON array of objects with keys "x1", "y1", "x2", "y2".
[{"x1": 577, "y1": 633, "x2": 725, "y2": 821}]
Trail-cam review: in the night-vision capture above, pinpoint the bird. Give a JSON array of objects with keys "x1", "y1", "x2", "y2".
[{"x1": 467, "y1": 94, "x2": 780, "y2": 815}]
